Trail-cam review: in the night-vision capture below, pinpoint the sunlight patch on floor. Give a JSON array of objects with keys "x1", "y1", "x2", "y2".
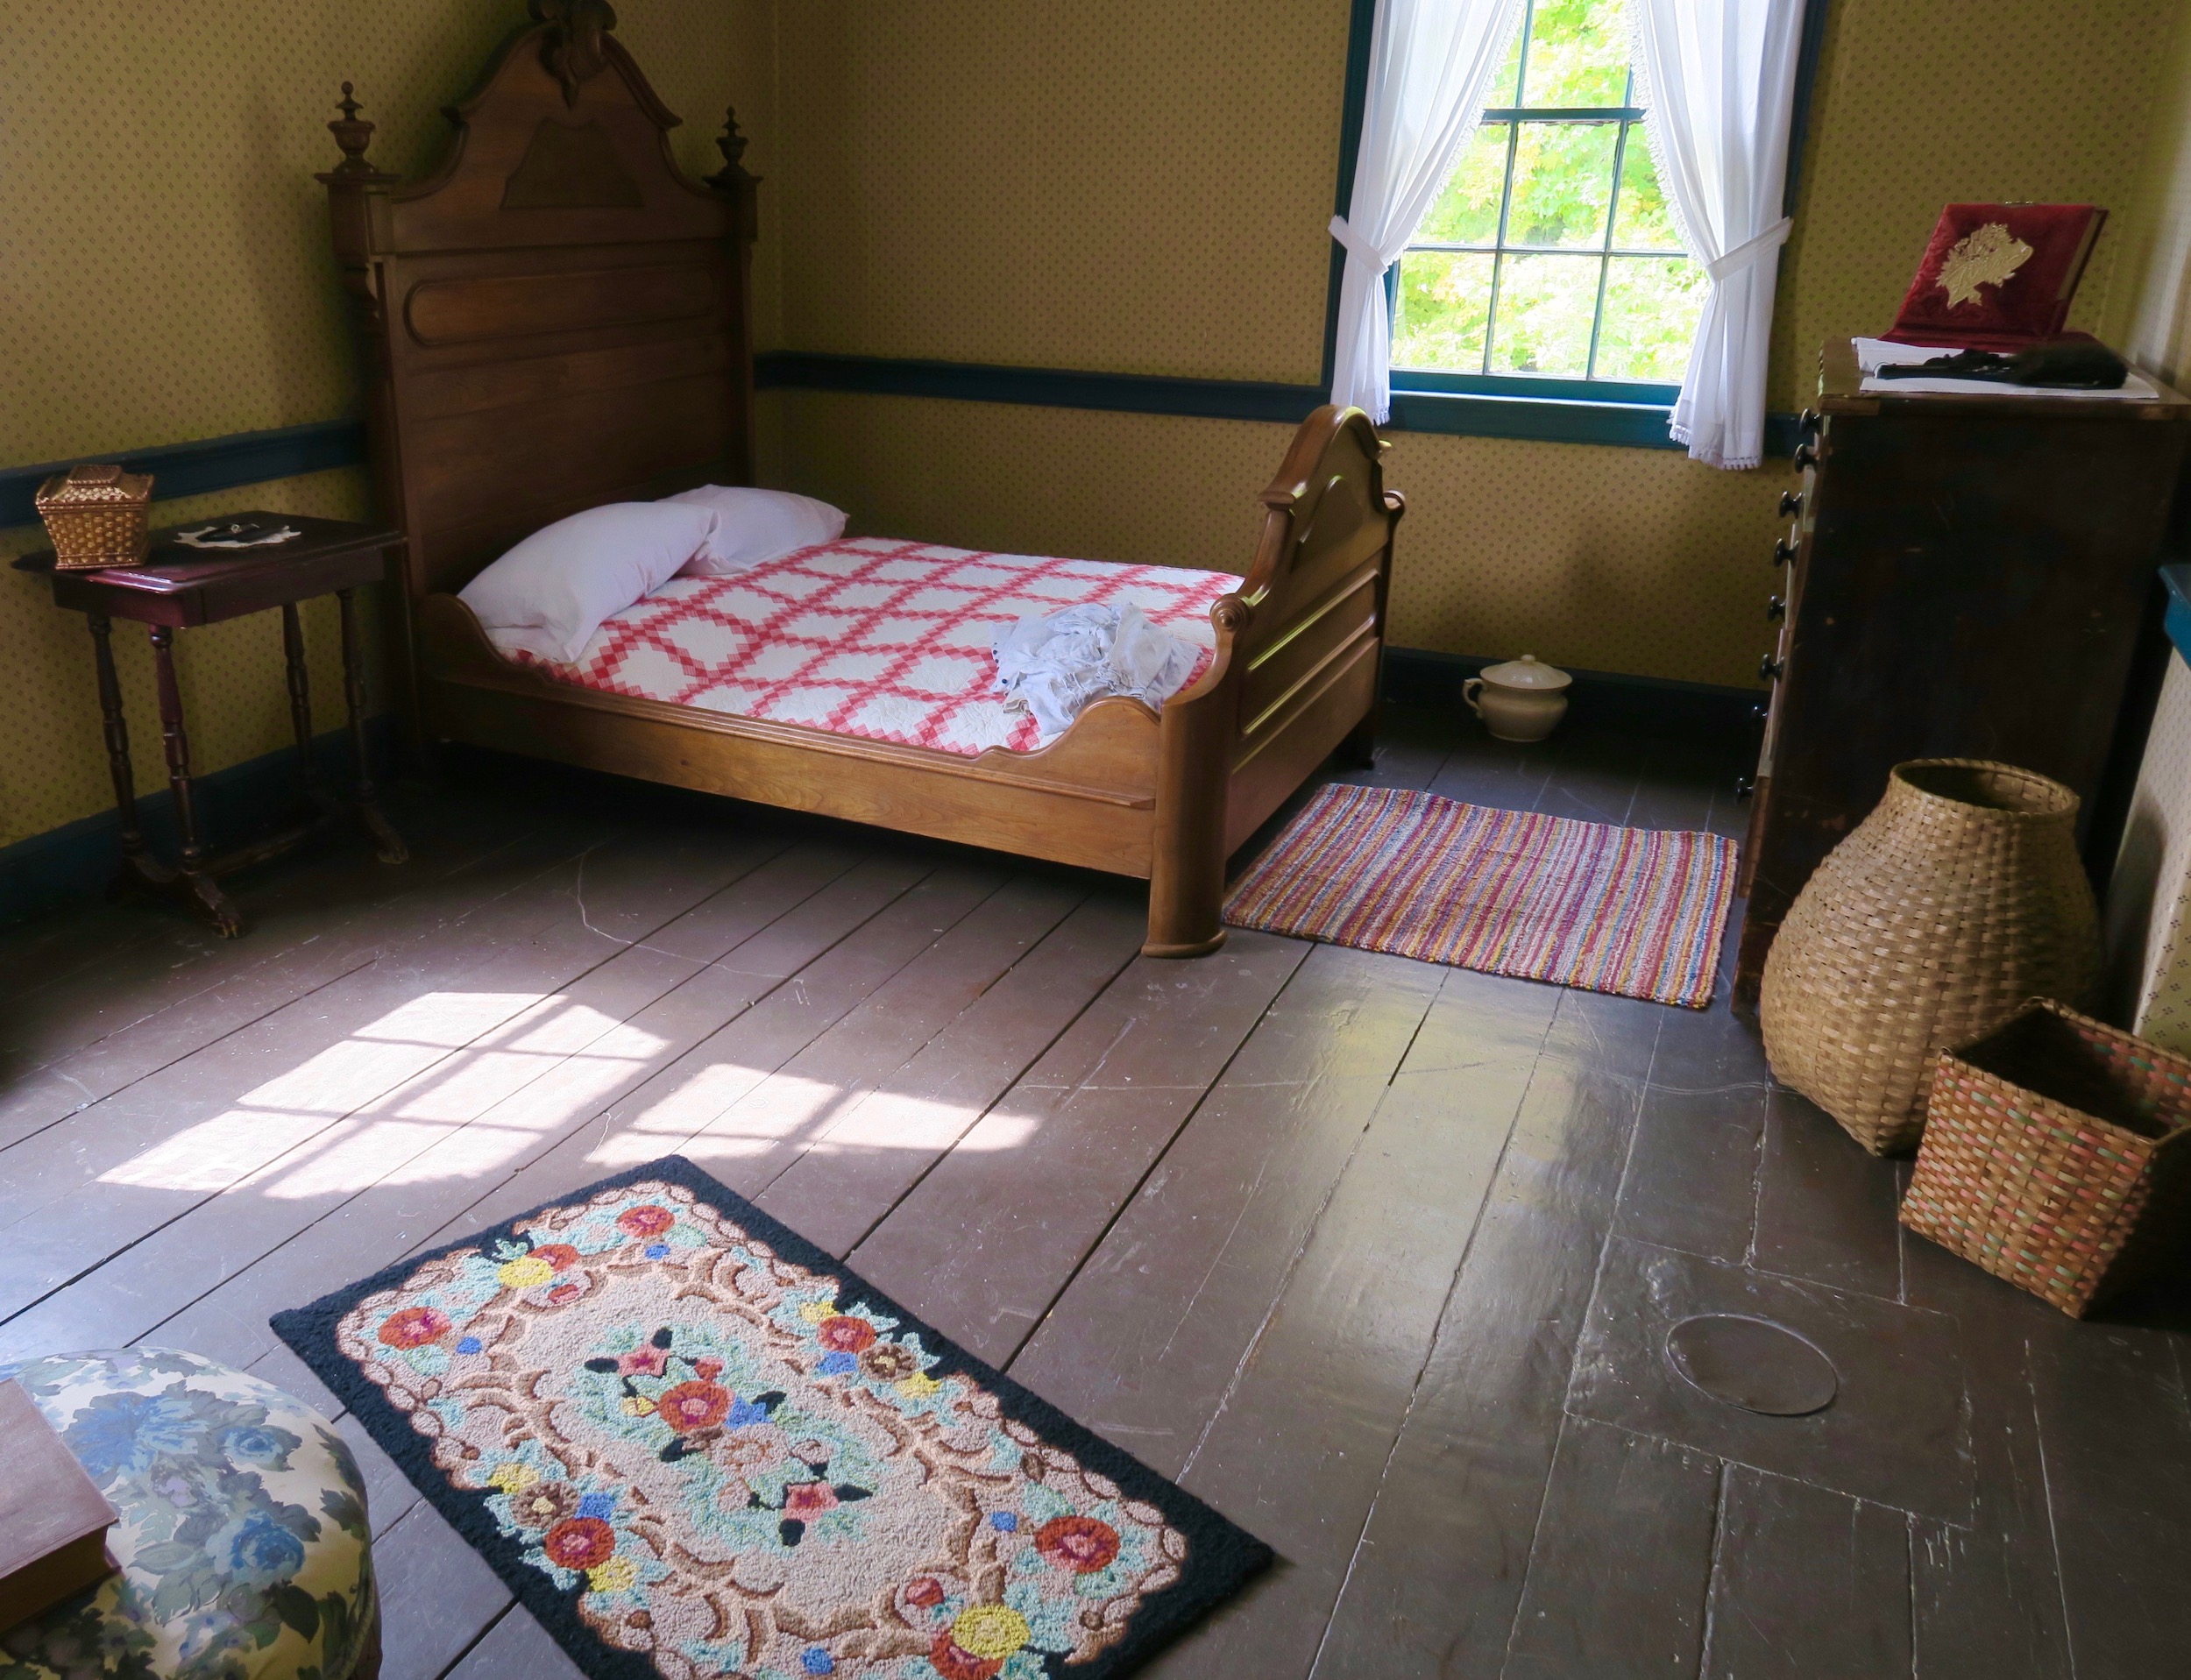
[{"x1": 96, "y1": 993, "x2": 672, "y2": 1195}]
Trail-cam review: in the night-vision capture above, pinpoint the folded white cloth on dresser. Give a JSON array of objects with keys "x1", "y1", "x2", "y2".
[{"x1": 991, "y1": 603, "x2": 1198, "y2": 744}]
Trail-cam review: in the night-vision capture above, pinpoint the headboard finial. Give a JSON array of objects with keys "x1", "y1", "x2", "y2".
[
  {"x1": 324, "y1": 82, "x2": 388, "y2": 179},
  {"x1": 530, "y1": 0, "x2": 620, "y2": 107},
  {"x1": 708, "y1": 107, "x2": 751, "y2": 185}
]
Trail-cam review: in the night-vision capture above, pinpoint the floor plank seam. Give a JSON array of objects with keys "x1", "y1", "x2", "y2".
[
  {"x1": 996, "y1": 944, "x2": 1311, "y2": 1372},
  {"x1": 0, "y1": 952, "x2": 390, "y2": 1161},
  {"x1": 1296, "y1": 1036, "x2": 1555, "y2": 1676},
  {"x1": 835, "y1": 932, "x2": 1145, "y2": 1262},
  {"x1": 1904, "y1": 1513, "x2": 1919, "y2": 1680},
  {"x1": 435, "y1": 1598, "x2": 519, "y2": 1680},
  {"x1": 1738, "y1": 1260, "x2": 1918, "y2": 1311},
  {"x1": 0, "y1": 804, "x2": 516, "y2": 1033},
  {"x1": 12, "y1": 841, "x2": 851, "y2": 1344},
  {"x1": 371, "y1": 851, "x2": 939, "y2": 1265},
  {"x1": 1171, "y1": 1098, "x2": 1375, "y2": 1483},
  {"x1": 2025, "y1": 1335, "x2": 2082, "y2": 1680},
  {"x1": 1168, "y1": 955, "x2": 1452, "y2": 1483},
  {"x1": 1154, "y1": 965, "x2": 1447, "y2": 1413},
  {"x1": 734, "y1": 883, "x2": 1102, "y2": 1217},
  {"x1": 0, "y1": 825, "x2": 647, "y2": 1163},
  {"x1": 1696, "y1": 1458, "x2": 1732, "y2": 1679},
  {"x1": 1500, "y1": 1409, "x2": 1581, "y2": 1674},
  {"x1": 388, "y1": 853, "x2": 1038, "y2": 1275}
]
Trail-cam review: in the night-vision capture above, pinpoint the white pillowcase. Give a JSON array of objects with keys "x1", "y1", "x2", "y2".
[
  {"x1": 459, "y1": 500, "x2": 719, "y2": 664},
  {"x1": 663, "y1": 485, "x2": 847, "y2": 575}
]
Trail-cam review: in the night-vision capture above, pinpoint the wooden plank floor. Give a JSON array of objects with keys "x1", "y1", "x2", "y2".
[{"x1": 4, "y1": 705, "x2": 2187, "y2": 1680}]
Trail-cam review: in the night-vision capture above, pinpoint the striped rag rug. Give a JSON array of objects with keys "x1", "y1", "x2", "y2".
[{"x1": 1223, "y1": 784, "x2": 1740, "y2": 1008}]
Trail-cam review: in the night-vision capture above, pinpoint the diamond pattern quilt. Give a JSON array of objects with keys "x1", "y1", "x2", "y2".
[{"x1": 497, "y1": 538, "x2": 1240, "y2": 757}]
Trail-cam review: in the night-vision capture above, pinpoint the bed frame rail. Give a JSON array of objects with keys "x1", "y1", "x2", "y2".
[
  {"x1": 1146, "y1": 408, "x2": 1400, "y2": 955},
  {"x1": 330, "y1": 8, "x2": 1397, "y2": 958}
]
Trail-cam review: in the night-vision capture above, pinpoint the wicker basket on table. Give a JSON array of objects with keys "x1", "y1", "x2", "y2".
[
  {"x1": 1901, "y1": 1000, "x2": 2191, "y2": 1315},
  {"x1": 34, "y1": 463, "x2": 152, "y2": 569},
  {"x1": 1761, "y1": 759, "x2": 2100, "y2": 1155}
]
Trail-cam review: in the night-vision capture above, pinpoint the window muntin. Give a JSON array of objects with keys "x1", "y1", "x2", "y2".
[{"x1": 1391, "y1": 0, "x2": 1706, "y2": 386}]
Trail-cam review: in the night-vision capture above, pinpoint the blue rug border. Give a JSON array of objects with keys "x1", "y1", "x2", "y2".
[{"x1": 270, "y1": 1154, "x2": 1274, "y2": 1680}]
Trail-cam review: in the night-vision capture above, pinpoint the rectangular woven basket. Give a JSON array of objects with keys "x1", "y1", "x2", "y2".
[{"x1": 1900, "y1": 999, "x2": 2191, "y2": 1316}]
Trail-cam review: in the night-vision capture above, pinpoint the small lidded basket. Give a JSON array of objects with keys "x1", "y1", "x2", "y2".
[{"x1": 35, "y1": 464, "x2": 153, "y2": 570}]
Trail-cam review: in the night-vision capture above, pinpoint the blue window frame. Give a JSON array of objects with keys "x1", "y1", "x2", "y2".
[{"x1": 1389, "y1": 0, "x2": 1702, "y2": 412}]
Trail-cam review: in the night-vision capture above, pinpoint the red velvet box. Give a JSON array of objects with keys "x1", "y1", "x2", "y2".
[{"x1": 1883, "y1": 203, "x2": 2107, "y2": 350}]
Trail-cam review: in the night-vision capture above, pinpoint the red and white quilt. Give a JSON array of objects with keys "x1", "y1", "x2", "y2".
[{"x1": 495, "y1": 537, "x2": 1240, "y2": 757}]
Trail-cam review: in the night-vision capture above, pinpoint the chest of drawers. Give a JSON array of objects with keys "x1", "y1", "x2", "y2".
[{"x1": 1735, "y1": 339, "x2": 2191, "y2": 1008}]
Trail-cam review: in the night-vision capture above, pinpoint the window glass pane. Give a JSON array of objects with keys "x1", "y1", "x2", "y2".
[
  {"x1": 1393, "y1": 251, "x2": 1496, "y2": 371},
  {"x1": 1415, "y1": 124, "x2": 1511, "y2": 246},
  {"x1": 1521, "y1": 0, "x2": 1630, "y2": 109},
  {"x1": 1506, "y1": 121, "x2": 1618, "y2": 248},
  {"x1": 1489, "y1": 10, "x2": 1527, "y2": 106},
  {"x1": 1594, "y1": 255, "x2": 1707, "y2": 380},
  {"x1": 1488, "y1": 253, "x2": 1599, "y2": 375},
  {"x1": 1610, "y1": 125, "x2": 1683, "y2": 250}
]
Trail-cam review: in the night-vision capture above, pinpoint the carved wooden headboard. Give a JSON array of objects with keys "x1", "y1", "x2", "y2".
[{"x1": 321, "y1": 0, "x2": 756, "y2": 607}]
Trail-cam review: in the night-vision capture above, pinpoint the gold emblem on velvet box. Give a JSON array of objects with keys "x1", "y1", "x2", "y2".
[{"x1": 1936, "y1": 222, "x2": 2035, "y2": 310}]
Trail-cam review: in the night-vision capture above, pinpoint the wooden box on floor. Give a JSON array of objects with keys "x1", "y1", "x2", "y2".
[
  {"x1": 1736, "y1": 340, "x2": 2191, "y2": 1009},
  {"x1": 0, "y1": 1380, "x2": 116, "y2": 1633},
  {"x1": 1900, "y1": 999, "x2": 2191, "y2": 1315}
]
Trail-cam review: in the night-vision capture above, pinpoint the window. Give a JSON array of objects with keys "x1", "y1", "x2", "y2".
[{"x1": 1391, "y1": 0, "x2": 1706, "y2": 388}]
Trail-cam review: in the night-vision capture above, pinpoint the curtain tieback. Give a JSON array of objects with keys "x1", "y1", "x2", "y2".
[
  {"x1": 1705, "y1": 217, "x2": 1793, "y2": 283},
  {"x1": 1329, "y1": 215, "x2": 1392, "y2": 270}
]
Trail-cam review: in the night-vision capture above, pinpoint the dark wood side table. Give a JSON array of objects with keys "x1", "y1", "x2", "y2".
[{"x1": 13, "y1": 513, "x2": 409, "y2": 936}]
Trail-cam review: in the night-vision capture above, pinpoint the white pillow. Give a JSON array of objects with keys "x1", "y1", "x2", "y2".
[
  {"x1": 663, "y1": 485, "x2": 847, "y2": 575},
  {"x1": 459, "y1": 500, "x2": 718, "y2": 663}
]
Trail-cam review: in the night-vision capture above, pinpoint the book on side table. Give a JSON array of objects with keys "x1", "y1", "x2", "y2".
[{"x1": 0, "y1": 1379, "x2": 117, "y2": 1633}]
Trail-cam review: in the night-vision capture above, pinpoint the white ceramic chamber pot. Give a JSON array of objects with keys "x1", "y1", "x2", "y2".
[{"x1": 1463, "y1": 654, "x2": 1571, "y2": 742}]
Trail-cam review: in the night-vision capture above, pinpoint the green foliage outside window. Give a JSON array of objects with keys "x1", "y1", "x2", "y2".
[{"x1": 1392, "y1": 0, "x2": 1707, "y2": 385}]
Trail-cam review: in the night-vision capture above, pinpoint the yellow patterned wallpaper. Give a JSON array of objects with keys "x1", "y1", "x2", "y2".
[
  {"x1": 771, "y1": 390, "x2": 1794, "y2": 687},
  {"x1": 0, "y1": 0, "x2": 769, "y2": 850},
  {"x1": 756, "y1": 0, "x2": 2187, "y2": 691},
  {"x1": 1767, "y1": 0, "x2": 2187, "y2": 410},
  {"x1": 771, "y1": 0, "x2": 1350, "y2": 383},
  {"x1": 11, "y1": 0, "x2": 2191, "y2": 855}
]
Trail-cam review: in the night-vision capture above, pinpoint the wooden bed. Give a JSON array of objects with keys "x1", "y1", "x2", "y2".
[{"x1": 321, "y1": 0, "x2": 1400, "y2": 957}]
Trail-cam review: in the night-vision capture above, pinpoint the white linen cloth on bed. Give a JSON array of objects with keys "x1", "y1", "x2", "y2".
[
  {"x1": 486, "y1": 535, "x2": 1238, "y2": 758},
  {"x1": 990, "y1": 603, "x2": 1200, "y2": 745}
]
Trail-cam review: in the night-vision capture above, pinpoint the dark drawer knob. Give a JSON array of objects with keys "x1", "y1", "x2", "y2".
[
  {"x1": 1734, "y1": 776, "x2": 1756, "y2": 801},
  {"x1": 1772, "y1": 537, "x2": 1797, "y2": 565},
  {"x1": 1766, "y1": 594, "x2": 1785, "y2": 622},
  {"x1": 1750, "y1": 703, "x2": 1769, "y2": 723},
  {"x1": 1759, "y1": 653, "x2": 1785, "y2": 683},
  {"x1": 1792, "y1": 443, "x2": 1818, "y2": 471},
  {"x1": 1779, "y1": 490, "x2": 1804, "y2": 517},
  {"x1": 1799, "y1": 408, "x2": 1821, "y2": 436}
]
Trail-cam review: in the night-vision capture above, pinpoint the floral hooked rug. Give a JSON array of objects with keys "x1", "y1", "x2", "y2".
[
  {"x1": 271, "y1": 1158, "x2": 1270, "y2": 1680},
  {"x1": 1224, "y1": 784, "x2": 1740, "y2": 1008}
]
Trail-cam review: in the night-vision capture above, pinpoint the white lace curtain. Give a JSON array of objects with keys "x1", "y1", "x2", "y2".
[
  {"x1": 1632, "y1": 0, "x2": 1808, "y2": 469},
  {"x1": 1328, "y1": 0, "x2": 1528, "y2": 424},
  {"x1": 1330, "y1": 0, "x2": 1808, "y2": 469}
]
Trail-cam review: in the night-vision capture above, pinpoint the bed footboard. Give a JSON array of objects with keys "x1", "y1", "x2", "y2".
[{"x1": 1143, "y1": 405, "x2": 1401, "y2": 957}]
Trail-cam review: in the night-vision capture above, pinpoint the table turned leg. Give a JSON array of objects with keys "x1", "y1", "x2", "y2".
[
  {"x1": 280, "y1": 601, "x2": 326, "y2": 807},
  {"x1": 149, "y1": 625, "x2": 244, "y2": 937},
  {"x1": 85, "y1": 612, "x2": 164, "y2": 890},
  {"x1": 338, "y1": 587, "x2": 408, "y2": 864}
]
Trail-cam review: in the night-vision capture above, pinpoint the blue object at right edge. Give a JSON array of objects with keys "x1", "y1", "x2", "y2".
[{"x1": 2163, "y1": 564, "x2": 2191, "y2": 669}]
